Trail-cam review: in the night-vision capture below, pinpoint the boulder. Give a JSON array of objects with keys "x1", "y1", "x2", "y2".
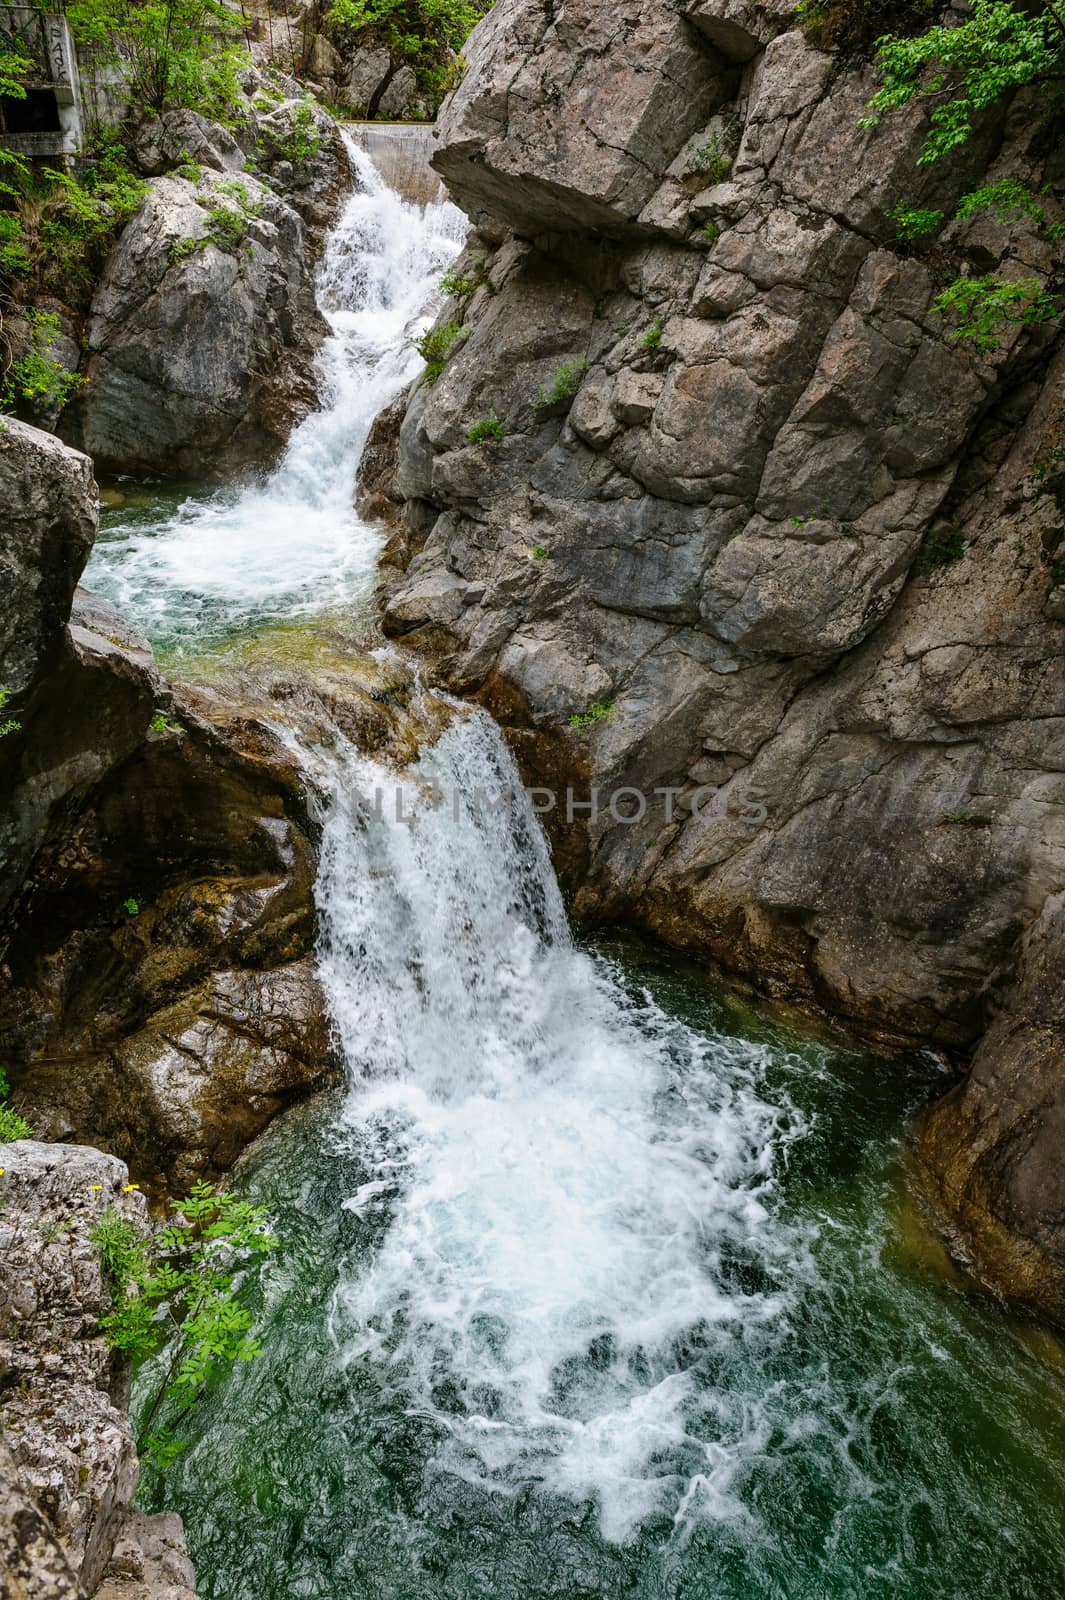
[
  {"x1": 345, "y1": 46, "x2": 392, "y2": 113},
  {"x1": 66, "y1": 169, "x2": 325, "y2": 477},
  {"x1": 378, "y1": 64, "x2": 419, "y2": 120}
]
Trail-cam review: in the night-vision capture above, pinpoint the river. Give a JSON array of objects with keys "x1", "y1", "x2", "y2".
[{"x1": 83, "y1": 132, "x2": 1065, "y2": 1600}]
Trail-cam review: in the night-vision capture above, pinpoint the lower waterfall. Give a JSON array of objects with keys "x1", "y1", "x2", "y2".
[{"x1": 85, "y1": 131, "x2": 1065, "y2": 1600}]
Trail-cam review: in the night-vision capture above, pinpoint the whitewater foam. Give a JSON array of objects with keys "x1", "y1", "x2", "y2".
[
  {"x1": 84, "y1": 140, "x2": 465, "y2": 650},
  {"x1": 311, "y1": 712, "x2": 809, "y2": 1543}
]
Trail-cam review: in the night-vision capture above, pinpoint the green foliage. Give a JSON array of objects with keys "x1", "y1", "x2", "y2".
[
  {"x1": 888, "y1": 203, "x2": 944, "y2": 242},
  {"x1": 531, "y1": 359, "x2": 588, "y2": 412},
  {"x1": 199, "y1": 179, "x2": 262, "y2": 255},
  {"x1": 327, "y1": 0, "x2": 492, "y2": 99},
  {"x1": 63, "y1": 0, "x2": 250, "y2": 122},
  {"x1": 1, "y1": 311, "x2": 82, "y2": 415},
  {"x1": 939, "y1": 808, "x2": 991, "y2": 827},
  {"x1": 440, "y1": 258, "x2": 489, "y2": 298},
  {"x1": 275, "y1": 102, "x2": 321, "y2": 170},
  {"x1": 175, "y1": 150, "x2": 203, "y2": 185},
  {"x1": 797, "y1": 0, "x2": 938, "y2": 58},
  {"x1": 412, "y1": 319, "x2": 465, "y2": 384},
  {"x1": 2, "y1": 141, "x2": 147, "y2": 303},
  {"x1": 931, "y1": 274, "x2": 1058, "y2": 351},
  {"x1": 467, "y1": 415, "x2": 505, "y2": 444},
  {"x1": 643, "y1": 320, "x2": 664, "y2": 351},
  {"x1": 91, "y1": 1180, "x2": 276, "y2": 1463},
  {"x1": 865, "y1": 1, "x2": 1065, "y2": 165},
  {"x1": 123, "y1": 897, "x2": 140, "y2": 916},
  {"x1": 921, "y1": 526, "x2": 965, "y2": 570},
  {"x1": 954, "y1": 177, "x2": 1065, "y2": 239},
  {"x1": 150, "y1": 712, "x2": 181, "y2": 732},
  {"x1": 0, "y1": 686, "x2": 21, "y2": 739},
  {"x1": 700, "y1": 220, "x2": 720, "y2": 245},
  {"x1": 168, "y1": 234, "x2": 202, "y2": 267},
  {"x1": 0, "y1": 1066, "x2": 33, "y2": 1143},
  {"x1": 685, "y1": 121, "x2": 739, "y2": 183},
  {"x1": 568, "y1": 700, "x2": 613, "y2": 732},
  {"x1": 531, "y1": 544, "x2": 548, "y2": 560}
]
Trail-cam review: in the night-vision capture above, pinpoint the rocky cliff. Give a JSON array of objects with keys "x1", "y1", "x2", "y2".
[
  {"x1": 0, "y1": 1141, "x2": 198, "y2": 1600},
  {"x1": 374, "y1": 1, "x2": 1065, "y2": 1319}
]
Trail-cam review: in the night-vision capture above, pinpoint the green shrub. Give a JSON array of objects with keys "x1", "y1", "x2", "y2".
[
  {"x1": 864, "y1": 1, "x2": 1065, "y2": 165},
  {"x1": 568, "y1": 700, "x2": 613, "y2": 732},
  {"x1": 531, "y1": 544, "x2": 548, "y2": 560},
  {"x1": 0, "y1": 686, "x2": 21, "y2": 739},
  {"x1": 123, "y1": 897, "x2": 140, "y2": 916},
  {"x1": 921, "y1": 526, "x2": 965, "y2": 570},
  {"x1": 91, "y1": 1180, "x2": 276, "y2": 1464},
  {"x1": 0, "y1": 311, "x2": 82, "y2": 415},
  {"x1": 327, "y1": 0, "x2": 492, "y2": 99},
  {"x1": 643, "y1": 320, "x2": 664, "y2": 351},
  {"x1": 532, "y1": 359, "x2": 588, "y2": 412},
  {"x1": 440, "y1": 258, "x2": 489, "y2": 298},
  {"x1": 701, "y1": 220, "x2": 720, "y2": 245},
  {"x1": 685, "y1": 121, "x2": 739, "y2": 183},
  {"x1": 64, "y1": 0, "x2": 250, "y2": 122},
  {"x1": 2, "y1": 141, "x2": 146, "y2": 303},
  {"x1": 888, "y1": 203, "x2": 944, "y2": 242},
  {"x1": 168, "y1": 235, "x2": 203, "y2": 268},
  {"x1": 0, "y1": 1067, "x2": 32, "y2": 1142},
  {"x1": 931, "y1": 275, "x2": 1058, "y2": 352},
  {"x1": 411, "y1": 319, "x2": 466, "y2": 385},
  {"x1": 275, "y1": 102, "x2": 321, "y2": 169},
  {"x1": 467, "y1": 415, "x2": 505, "y2": 444}
]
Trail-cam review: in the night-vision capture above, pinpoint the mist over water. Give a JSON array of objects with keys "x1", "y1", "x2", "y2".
[{"x1": 85, "y1": 141, "x2": 465, "y2": 652}]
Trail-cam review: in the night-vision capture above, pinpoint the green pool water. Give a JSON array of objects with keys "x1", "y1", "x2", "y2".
[{"x1": 136, "y1": 932, "x2": 1065, "y2": 1600}]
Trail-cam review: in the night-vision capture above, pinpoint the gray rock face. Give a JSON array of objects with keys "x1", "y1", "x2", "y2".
[
  {"x1": 376, "y1": 1, "x2": 1065, "y2": 1314},
  {"x1": 0, "y1": 423, "x2": 155, "y2": 922},
  {"x1": 68, "y1": 168, "x2": 321, "y2": 477},
  {"x1": 61, "y1": 101, "x2": 349, "y2": 478},
  {"x1": 0, "y1": 1141, "x2": 199, "y2": 1598}
]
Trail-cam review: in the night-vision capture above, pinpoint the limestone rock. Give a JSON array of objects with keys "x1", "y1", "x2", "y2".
[
  {"x1": 0, "y1": 1433, "x2": 82, "y2": 1600},
  {"x1": 378, "y1": 64, "x2": 419, "y2": 120}
]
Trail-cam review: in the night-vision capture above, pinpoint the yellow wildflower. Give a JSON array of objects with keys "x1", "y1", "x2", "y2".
[
  {"x1": 122, "y1": 1183, "x2": 140, "y2": 1192},
  {"x1": 90, "y1": 1184, "x2": 102, "y2": 1192}
]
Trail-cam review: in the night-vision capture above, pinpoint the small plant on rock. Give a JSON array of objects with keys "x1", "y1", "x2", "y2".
[
  {"x1": 568, "y1": 700, "x2": 614, "y2": 732},
  {"x1": 91, "y1": 1180, "x2": 276, "y2": 1464},
  {"x1": 532, "y1": 359, "x2": 588, "y2": 412},
  {"x1": 643, "y1": 320, "x2": 664, "y2": 351},
  {"x1": 888, "y1": 203, "x2": 944, "y2": 243},
  {"x1": 467, "y1": 416, "x2": 505, "y2": 444},
  {"x1": 440, "y1": 258, "x2": 490, "y2": 298},
  {"x1": 921, "y1": 527, "x2": 965, "y2": 570},
  {"x1": 412, "y1": 320, "x2": 466, "y2": 385},
  {"x1": 0, "y1": 311, "x2": 82, "y2": 415},
  {"x1": 931, "y1": 275, "x2": 1059, "y2": 352},
  {"x1": 0, "y1": 686, "x2": 20, "y2": 739},
  {"x1": 0, "y1": 1068, "x2": 32, "y2": 1143},
  {"x1": 701, "y1": 220, "x2": 720, "y2": 245},
  {"x1": 685, "y1": 120, "x2": 739, "y2": 183}
]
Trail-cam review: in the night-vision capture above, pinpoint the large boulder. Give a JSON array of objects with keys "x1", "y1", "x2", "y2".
[{"x1": 66, "y1": 168, "x2": 324, "y2": 477}]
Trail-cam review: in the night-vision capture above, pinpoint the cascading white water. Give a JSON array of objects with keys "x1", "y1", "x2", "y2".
[
  {"x1": 308, "y1": 711, "x2": 809, "y2": 1544},
  {"x1": 85, "y1": 140, "x2": 465, "y2": 649}
]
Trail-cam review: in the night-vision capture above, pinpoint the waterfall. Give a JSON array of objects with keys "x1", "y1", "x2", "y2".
[
  {"x1": 344, "y1": 122, "x2": 445, "y2": 206},
  {"x1": 85, "y1": 139, "x2": 465, "y2": 651},
  {"x1": 306, "y1": 710, "x2": 807, "y2": 1544}
]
